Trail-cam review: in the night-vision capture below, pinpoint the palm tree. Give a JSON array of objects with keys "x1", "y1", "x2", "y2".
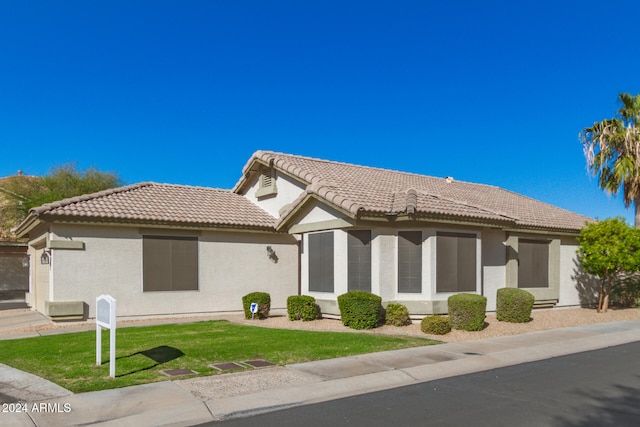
[{"x1": 580, "y1": 93, "x2": 640, "y2": 227}]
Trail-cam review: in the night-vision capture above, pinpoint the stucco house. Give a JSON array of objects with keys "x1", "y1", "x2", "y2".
[{"x1": 14, "y1": 151, "x2": 593, "y2": 321}]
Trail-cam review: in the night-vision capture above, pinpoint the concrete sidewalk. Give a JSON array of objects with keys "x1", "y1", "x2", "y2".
[{"x1": 2, "y1": 319, "x2": 639, "y2": 427}]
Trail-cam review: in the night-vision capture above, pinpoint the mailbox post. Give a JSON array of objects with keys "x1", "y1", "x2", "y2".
[{"x1": 96, "y1": 295, "x2": 116, "y2": 378}]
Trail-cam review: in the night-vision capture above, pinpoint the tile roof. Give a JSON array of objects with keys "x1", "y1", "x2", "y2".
[
  {"x1": 247, "y1": 151, "x2": 592, "y2": 232},
  {"x1": 25, "y1": 183, "x2": 276, "y2": 231},
  {"x1": 15, "y1": 151, "x2": 593, "y2": 236}
]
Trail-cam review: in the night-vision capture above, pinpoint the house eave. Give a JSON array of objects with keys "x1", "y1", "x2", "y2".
[
  {"x1": 13, "y1": 213, "x2": 42, "y2": 238},
  {"x1": 35, "y1": 215, "x2": 281, "y2": 235},
  {"x1": 504, "y1": 225, "x2": 582, "y2": 237}
]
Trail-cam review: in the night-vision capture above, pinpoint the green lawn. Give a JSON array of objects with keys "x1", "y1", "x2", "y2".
[{"x1": 0, "y1": 320, "x2": 439, "y2": 393}]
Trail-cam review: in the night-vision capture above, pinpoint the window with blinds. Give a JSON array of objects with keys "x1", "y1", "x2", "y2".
[
  {"x1": 518, "y1": 239, "x2": 550, "y2": 288},
  {"x1": 436, "y1": 232, "x2": 477, "y2": 293},
  {"x1": 308, "y1": 231, "x2": 334, "y2": 292},
  {"x1": 143, "y1": 236, "x2": 198, "y2": 292},
  {"x1": 398, "y1": 231, "x2": 422, "y2": 293},
  {"x1": 348, "y1": 230, "x2": 372, "y2": 292}
]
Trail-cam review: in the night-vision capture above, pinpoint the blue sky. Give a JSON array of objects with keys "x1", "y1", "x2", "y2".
[{"x1": 1, "y1": 1, "x2": 639, "y2": 223}]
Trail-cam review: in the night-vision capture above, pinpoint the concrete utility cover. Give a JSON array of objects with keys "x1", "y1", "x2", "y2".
[
  {"x1": 161, "y1": 369, "x2": 198, "y2": 377},
  {"x1": 244, "y1": 359, "x2": 275, "y2": 368},
  {"x1": 209, "y1": 362, "x2": 245, "y2": 372}
]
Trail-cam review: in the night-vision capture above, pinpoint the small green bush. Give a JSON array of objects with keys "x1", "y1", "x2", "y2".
[
  {"x1": 496, "y1": 288, "x2": 534, "y2": 323},
  {"x1": 337, "y1": 291, "x2": 383, "y2": 330},
  {"x1": 420, "y1": 315, "x2": 451, "y2": 335},
  {"x1": 287, "y1": 295, "x2": 319, "y2": 321},
  {"x1": 448, "y1": 293, "x2": 487, "y2": 331},
  {"x1": 384, "y1": 303, "x2": 411, "y2": 326},
  {"x1": 242, "y1": 292, "x2": 271, "y2": 319}
]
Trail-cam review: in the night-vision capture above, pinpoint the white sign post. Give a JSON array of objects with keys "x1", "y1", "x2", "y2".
[{"x1": 96, "y1": 295, "x2": 116, "y2": 378}]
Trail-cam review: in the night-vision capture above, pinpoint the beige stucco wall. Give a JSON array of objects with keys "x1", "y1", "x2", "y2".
[
  {"x1": 46, "y1": 224, "x2": 299, "y2": 318},
  {"x1": 242, "y1": 170, "x2": 306, "y2": 218},
  {"x1": 481, "y1": 228, "x2": 507, "y2": 311},
  {"x1": 33, "y1": 246, "x2": 50, "y2": 313},
  {"x1": 558, "y1": 236, "x2": 592, "y2": 307}
]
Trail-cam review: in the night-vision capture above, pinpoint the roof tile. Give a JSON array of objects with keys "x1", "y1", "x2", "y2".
[
  {"x1": 255, "y1": 151, "x2": 591, "y2": 232},
  {"x1": 32, "y1": 182, "x2": 276, "y2": 230}
]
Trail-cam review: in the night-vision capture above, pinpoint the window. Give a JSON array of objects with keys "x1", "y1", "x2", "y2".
[
  {"x1": 348, "y1": 230, "x2": 371, "y2": 292},
  {"x1": 143, "y1": 236, "x2": 198, "y2": 291},
  {"x1": 436, "y1": 232, "x2": 476, "y2": 293},
  {"x1": 518, "y1": 239, "x2": 550, "y2": 288},
  {"x1": 398, "y1": 231, "x2": 422, "y2": 293},
  {"x1": 308, "y1": 232, "x2": 334, "y2": 292}
]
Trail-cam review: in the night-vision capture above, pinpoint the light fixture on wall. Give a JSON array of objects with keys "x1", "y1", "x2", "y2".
[
  {"x1": 21, "y1": 255, "x2": 29, "y2": 268},
  {"x1": 266, "y1": 246, "x2": 278, "y2": 263},
  {"x1": 40, "y1": 250, "x2": 50, "y2": 265}
]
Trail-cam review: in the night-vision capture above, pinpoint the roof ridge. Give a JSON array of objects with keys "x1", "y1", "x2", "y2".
[
  {"x1": 149, "y1": 182, "x2": 231, "y2": 192},
  {"x1": 258, "y1": 150, "x2": 498, "y2": 187},
  {"x1": 427, "y1": 192, "x2": 519, "y2": 221}
]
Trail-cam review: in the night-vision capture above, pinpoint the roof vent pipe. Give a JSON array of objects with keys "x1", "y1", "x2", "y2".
[{"x1": 445, "y1": 176, "x2": 454, "y2": 183}]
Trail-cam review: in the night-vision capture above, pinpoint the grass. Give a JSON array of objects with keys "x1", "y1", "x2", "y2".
[{"x1": 0, "y1": 320, "x2": 439, "y2": 393}]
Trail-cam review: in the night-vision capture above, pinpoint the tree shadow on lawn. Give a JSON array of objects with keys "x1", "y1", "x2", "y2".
[{"x1": 111, "y1": 345, "x2": 185, "y2": 377}]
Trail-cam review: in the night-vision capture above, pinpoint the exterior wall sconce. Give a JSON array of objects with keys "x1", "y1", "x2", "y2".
[
  {"x1": 41, "y1": 250, "x2": 50, "y2": 265},
  {"x1": 22, "y1": 255, "x2": 30, "y2": 268},
  {"x1": 266, "y1": 246, "x2": 278, "y2": 263}
]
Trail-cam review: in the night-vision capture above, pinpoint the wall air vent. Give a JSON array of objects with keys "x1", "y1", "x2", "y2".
[{"x1": 255, "y1": 166, "x2": 278, "y2": 199}]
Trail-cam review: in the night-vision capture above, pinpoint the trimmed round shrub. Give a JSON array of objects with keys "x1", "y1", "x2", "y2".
[
  {"x1": 384, "y1": 303, "x2": 411, "y2": 326},
  {"x1": 496, "y1": 288, "x2": 534, "y2": 323},
  {"x1": 448, "y1": 293, "x2": 487, "y2": 331},
  {"x1": 242, "y1": 292, "x2": 271, "y2": 319},
  {"x1": 420, "y1": 315, "x2": 451, "y2": 335},
  {"x1": 337, "y1": 291, "x2": 383, "y2": 330},
  {"x1": 287, "y1": 295, "x2": 319, "y2": 321}
]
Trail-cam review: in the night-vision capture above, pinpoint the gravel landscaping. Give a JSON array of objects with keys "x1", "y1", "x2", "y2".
[{"x1": 230, "y1": 307, "x2": 640, "y2": 343}]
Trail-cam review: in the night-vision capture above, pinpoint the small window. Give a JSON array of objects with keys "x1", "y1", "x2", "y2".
[
  {"x1": 143, "y1": 236, "x2": 198, "y2": 292},
  {"x1": 436, "y1": 232, "x2": 477, "y2": 293},
  {"x1": 348, "y1": 230, "x2": 371, "y2": 292},
  {"x1": 308, "y1": 232, "x2": 334, "y2": 292},
  {"x1": 398, "y1": 231, "x2": 422, "y2": 293},
  {"x1": 518, "y1": 239, "x2": 550, "y2": 288}
]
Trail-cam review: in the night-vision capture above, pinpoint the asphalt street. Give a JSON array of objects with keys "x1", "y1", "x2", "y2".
[{"x1": 204, "y1": 341, "x2": 640, "y2": 427}]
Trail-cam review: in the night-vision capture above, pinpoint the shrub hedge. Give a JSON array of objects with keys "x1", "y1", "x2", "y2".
[
  {"x1": 242, "y1": 292, "x2": 271, "y2": 319},
  {"x1": 420, "y1": 315, "x2": 451, "y2": 335},
  {"x1": 448, "y1": 293, "x2": 487, "y2": 331},
  {"x1": 496, "y1": 288, "x2": 534, "y2": 323},
  {"x1": 384, "y1": 303, "x2": 411, "y2": 327},
  {"x1": 337, "y1": 291, "x2": 383, "y2": 330},
  {"x1": 287, "y1": 295, "x2": 319, "y2": 321}
]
